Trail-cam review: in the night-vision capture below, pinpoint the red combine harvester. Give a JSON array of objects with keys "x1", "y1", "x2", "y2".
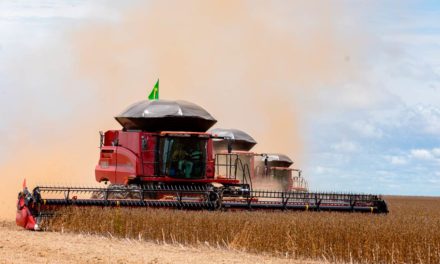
[{"x1": 16, "y1": 99, "x2": 388, "y2": 230}]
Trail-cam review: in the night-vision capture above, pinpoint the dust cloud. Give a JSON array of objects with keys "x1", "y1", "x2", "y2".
[
  {"x1": 0, "y1": 1, "x2": 372, "y2": 219},
  {"x1": 71, "y1": 0, "x2": 368, "y2": 158}
]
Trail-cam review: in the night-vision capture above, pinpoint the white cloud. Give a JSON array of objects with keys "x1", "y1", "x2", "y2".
[
  {"x1": 432, "y1": 148, "x2": 440, "y2": 157},
  {"x1": 414, "y1": 105, "x2": 440, "y2": 135},
  {"x1": 0, "y1": 1, "x2": 89, "y2": 19},
  {"x1": 313, "y1": 166, "x2": 336, "y2": 175},
  {"x1": 380, "y1": 105, "x2": 440, "y2": 136},
  {"x1": 0, "y1": 0, "x2": 121, "y2": 21},
  {"x1": 410, "y1": 148, "x2": 440, "y2": 161},
  {"x1": 384, "y1": 34, "x2": 440, "y2": 46},
  {"x1": 428, "y1": 178, "x2": 440, "y2": 184},
  {"x1": 385, "y1": 155, "x2": 407, "y2": 165},
  {"x1": 411, "y1": 149, "x2": 434, "y2": 160},
  {"x1": 352, "y1": 121, "x2": 383, "y2": 139},
  {"x1": 331, "y1": 141, "x2": 359, "y2": 153}
]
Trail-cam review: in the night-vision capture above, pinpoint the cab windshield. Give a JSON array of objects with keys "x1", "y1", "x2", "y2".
[{"x1": 159, "y1": 136, "x2": 207, "y2": 179}]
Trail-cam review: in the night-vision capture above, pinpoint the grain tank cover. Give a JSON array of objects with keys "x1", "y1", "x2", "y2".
[
  {"x1": 115, "y1": 100, "x2": 217, "y2": 132},
  {"x1": 263, "y1": 153, "x2": 293, "y2": 167},
  {"x1": 210, "y1": 128, "x2": 257, "y2": 151}
]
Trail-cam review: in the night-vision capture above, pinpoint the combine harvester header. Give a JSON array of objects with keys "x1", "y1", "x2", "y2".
[{"x1": 16, "y1": 98, "x2": 388, "y2": 230}]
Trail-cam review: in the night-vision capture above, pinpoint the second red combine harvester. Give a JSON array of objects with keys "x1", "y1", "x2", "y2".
[{"x1": 16, "y1": 99, "x2": 388, "y2": 230}]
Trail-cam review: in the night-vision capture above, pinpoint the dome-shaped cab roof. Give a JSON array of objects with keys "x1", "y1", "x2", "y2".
[
  {"x1": 115, "y1": 100, "x2": 217, "y2": 132},
  {"x1": 210, "y1": 128, "x2": 257, "y2": 151},
  {"x1": 262, "y1": 153, "x2": 293, "y2": 167}
]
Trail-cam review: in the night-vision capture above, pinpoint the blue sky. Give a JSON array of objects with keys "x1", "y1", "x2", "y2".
[
  {"x1": 0, "y1": 1, "x2": 439, "y2": 196},
  {"x1": 305, "y1": 1, "x2": 440, "y2": 195}
]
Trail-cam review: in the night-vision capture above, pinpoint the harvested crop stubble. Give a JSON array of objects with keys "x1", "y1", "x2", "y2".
[{"x1": 46, "y1": 196, "x2": 440, "y2": 263}]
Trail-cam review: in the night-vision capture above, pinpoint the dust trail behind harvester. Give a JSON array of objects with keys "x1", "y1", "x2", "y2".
[{"x1": 0, "y1": 1, "x2": 371, "y2": 219}]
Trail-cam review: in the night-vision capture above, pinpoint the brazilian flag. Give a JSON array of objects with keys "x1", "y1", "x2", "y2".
[{"x1": 148, "y1": 79, "x2": 159, "y2": 100}]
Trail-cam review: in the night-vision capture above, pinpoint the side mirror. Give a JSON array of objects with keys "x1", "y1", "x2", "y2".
[
  {"x1": 99, "y1": 131, "x2": 104, "y2": 149},
  {"x1": 141, "y1": 136, "x2": 147, "y2": 150}
]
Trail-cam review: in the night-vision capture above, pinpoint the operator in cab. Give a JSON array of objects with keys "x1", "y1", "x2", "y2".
[{"x1": 172, "y1": 144, "x2": 193, "y2": 178}]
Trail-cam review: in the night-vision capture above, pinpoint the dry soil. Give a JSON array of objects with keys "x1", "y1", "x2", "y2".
[{"x1": 0, "y1": 221, "x2": 318, "y2": 264}]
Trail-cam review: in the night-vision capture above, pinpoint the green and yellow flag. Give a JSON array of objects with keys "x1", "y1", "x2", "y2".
[{"x1": 148, "y1": 79, "x2": 159, "y2": 100}]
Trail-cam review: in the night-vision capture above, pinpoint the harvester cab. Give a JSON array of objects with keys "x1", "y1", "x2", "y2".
[
  {"x1": 95, "y1": 129, "x2": 248, "y2": 189},
  {"x1": 159, "y1": 132, "x2": 208, "y2": 179},
  {"x1": 211, "y1": 128, "x2": 308, "y2": 192},
  {"x1": 254, "y1": 154, "x2": 308, "y2": 192}
]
